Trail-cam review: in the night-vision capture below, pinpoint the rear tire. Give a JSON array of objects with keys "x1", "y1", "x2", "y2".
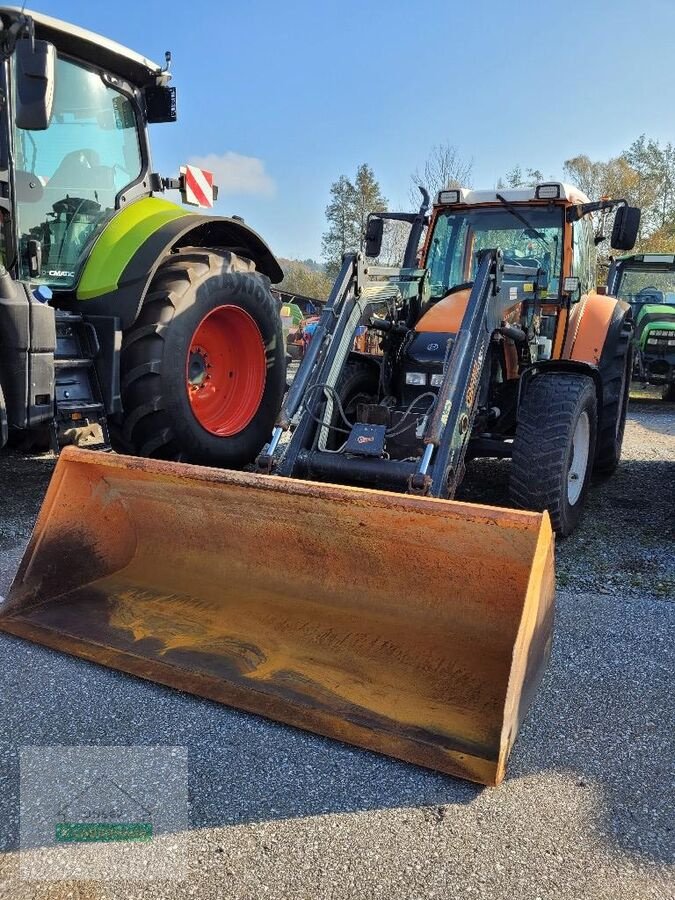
[
  {"x1": 594, "y1": 317, "x2": 632, "y2": 474},
  {"x1": 510, "y1": 372, "x2": 597, "y2": 537},
  {"x1": 118, "y1": 248, "x2": 284, "y2": 466},
  {"x1": 663, "y1": 384, "x2": 675, "y2": 401}
]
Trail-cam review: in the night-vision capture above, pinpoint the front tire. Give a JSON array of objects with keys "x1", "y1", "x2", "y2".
[
  {"x1": 118, "y1": 248, "x2": 284, "y2": 466},
  {"x1": 510, "y1": 372, "x2": 597, "y2": 537},
  {"x1": 663, "y1": 383, "x2": 675, "y2": 401},
  {"x1": 326, "y1": 358, "x2": 380, "y2": 450}
]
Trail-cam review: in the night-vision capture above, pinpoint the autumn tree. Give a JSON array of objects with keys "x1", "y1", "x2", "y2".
[{"x1": 623, "y1": 135, "x2": 675, "y2": 232}]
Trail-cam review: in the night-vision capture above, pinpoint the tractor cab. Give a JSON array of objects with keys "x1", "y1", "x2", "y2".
[
  {"x1": 608, "y1": 253, "x2": 675, "y2": 397},
  {"x1": 0, "y1": 7, "x2": 213, "y2": 293},
  {"x1": 0, "y1": 7, "x2": 283, "y2": 462}
]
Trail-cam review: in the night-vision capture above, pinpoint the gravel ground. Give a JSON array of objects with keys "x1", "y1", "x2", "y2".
[{"x1": 0, "y1": 393, "x2": 673, "y2": 899}]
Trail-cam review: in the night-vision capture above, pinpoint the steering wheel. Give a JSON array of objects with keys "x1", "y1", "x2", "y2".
[
  {"x1": 503, "y1": 250, "x2": 542, "y2": 268},
  {"x1": 636, "y1": 286, "x2": 661, "y2": 295}
]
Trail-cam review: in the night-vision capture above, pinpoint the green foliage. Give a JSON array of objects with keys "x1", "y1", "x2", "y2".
[
  {"x1": 563, "y1": 141, "x2": 675, "y2": 255},
  {"x1": 278, "y1": 258, "x2": 333, "y2": 300},
  {"x1": 321, "y1": 164, "x2": 387, "y2": 279}
]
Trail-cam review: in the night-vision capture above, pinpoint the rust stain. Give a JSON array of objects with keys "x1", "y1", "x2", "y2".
[{"x1": 0, "y1": 449, "x2": 556, "y2": 785}]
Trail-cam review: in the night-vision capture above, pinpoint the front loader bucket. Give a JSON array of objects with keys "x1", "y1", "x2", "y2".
[{"x1": 0, "y1": 447, "x2": 555, "y2": 785}]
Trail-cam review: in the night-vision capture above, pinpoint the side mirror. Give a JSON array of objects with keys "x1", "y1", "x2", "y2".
[
  {"x1": 611, "y1": 205, "x2": 641, "y2": 251},
  {"x1": 15, "y1": 38, "x2": 56, "y2": 131},
  {"x1": 365, "y1": 216, "x2": 384, "y2": 257}
]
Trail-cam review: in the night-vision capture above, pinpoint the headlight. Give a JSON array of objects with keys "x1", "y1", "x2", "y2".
[
  {"x1": 430, "y1": 373, "x2": 445, "y2": 387},
  {"x1": 405, "y1": 372, "x2": 427, "y2": 386},
  {"x1": 669, "y1": 340, "x2": 675, "y2": 346},
  {"x1": 647, "y1": 338, "x2": 659, "y2": 345}
]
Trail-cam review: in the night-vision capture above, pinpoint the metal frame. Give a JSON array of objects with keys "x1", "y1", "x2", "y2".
[{"x1": 259, "y1": 243, "x2": 545, "y2": 500}]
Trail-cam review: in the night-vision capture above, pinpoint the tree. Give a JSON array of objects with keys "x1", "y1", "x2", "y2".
[
  {"x1": 352, "y1": 164, "x2": 388, "y2": 249},
  {"x1": 279, "y1": 259, "x2": 333, "y2": 300},
  {"x1": 321, "y1": 164, "x2": 387, "y2": 279},
  {"x1": 497, "y1": 165, "x2": 544, "y2": 189},
  {"x1": 623, "y1": 135, "x2": 675, "y2": 232},
  {"x1": 564, "y1": 152, "x2": 655, "y2": 245},
  {"x1": 410, "y1": 143, "x2": 473, "y2": 205}
]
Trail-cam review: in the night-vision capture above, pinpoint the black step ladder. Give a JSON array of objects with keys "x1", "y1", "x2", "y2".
[{"x1": 53, "y1": 312, "x2": 111, "y2": 452}]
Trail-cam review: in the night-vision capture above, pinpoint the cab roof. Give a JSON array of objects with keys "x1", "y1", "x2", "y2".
[
  {"x1": 0, "y1": 6, "x2": 163, "y2": 85},
  {"x1": 617, "y1": 252, "x2": 675, "y2": 268},
  {"x1": 436, "y1": 183, "x2": 591, "y2": 206}
]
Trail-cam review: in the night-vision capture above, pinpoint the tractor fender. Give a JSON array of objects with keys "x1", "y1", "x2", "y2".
[
  {"x1": 596, "y1": 299, "x2": 633, "y2": 385},
  {"x1": 346, "y1": 349, "x2": 382, "y2": 374},
  {"x1": 562, "y1": 293, "x2": 633, "y2": 416},
  {"x1": 73, "y1": 197, "x2": 283, "y2": 329},
  {"x1": 563, "y1": 293, "x2": 631, "y2": 367},
  {"x1": 519, "y1": 358, "x2": 603, "y2": 417}
]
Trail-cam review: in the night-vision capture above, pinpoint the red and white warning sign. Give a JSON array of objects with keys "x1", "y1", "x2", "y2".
[{"x1": 180, "y1": 164, "x2": 215, "y2": 208}]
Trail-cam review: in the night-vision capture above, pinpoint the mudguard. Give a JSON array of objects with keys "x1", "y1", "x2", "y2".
[
  {"x1": 73, "y1": 197, "x2": 283, "y2": 329},
  {"x1": 563, "y1": 293, "x2": 631, "y2": 367}
]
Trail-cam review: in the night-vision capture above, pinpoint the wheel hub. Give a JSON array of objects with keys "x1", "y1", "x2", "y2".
[
  {"x1": 567, "y1": 410, "x2": 590, "y2": 505},
  {"x1": 188, "y1": 348, "x2": 210, "y2": 389},
  {"x1": 186, "y1": 305, "x2": 266, "y2": 437}
]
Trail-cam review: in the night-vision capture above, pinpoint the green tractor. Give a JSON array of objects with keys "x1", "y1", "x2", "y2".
[
  {"x1": 608, "y1": 253, "x2": 675, "y2": 400},
  {"x1": 0, "y1": 7, "x2": 285, "y2": 462}
]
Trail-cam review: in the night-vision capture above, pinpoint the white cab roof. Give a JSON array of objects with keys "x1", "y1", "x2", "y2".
[
  {"x1": 0, "y1": 6, "x2": 163, "y2": 81},
  {"x1": 438, "y1": 183, "x2": 591, "y2": 206}
]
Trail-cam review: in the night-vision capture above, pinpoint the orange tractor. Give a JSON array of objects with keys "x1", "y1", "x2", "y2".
[{"x1": 1, "y1": 182, "x2": 640, "y2": 786}]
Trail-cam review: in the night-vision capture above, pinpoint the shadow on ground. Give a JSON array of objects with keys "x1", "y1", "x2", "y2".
[
  {"x1": 0, "y1": 405, "x2": 673, "y2": 867},
  {"x1": 0, "y1": 584, "x2": 672, "y2": 865}
]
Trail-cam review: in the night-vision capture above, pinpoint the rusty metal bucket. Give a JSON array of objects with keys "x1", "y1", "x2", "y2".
[{"x1": 0, "y1": 447, "x2": 555, "y2": 785}]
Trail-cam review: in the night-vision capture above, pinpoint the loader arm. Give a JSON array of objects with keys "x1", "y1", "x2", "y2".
[
  {"x1": 418, "y1": 251, "x2": 542, "y2": 496},
  {"x1": 264, "y1": 248, "x2": 542, "y2": 499}
]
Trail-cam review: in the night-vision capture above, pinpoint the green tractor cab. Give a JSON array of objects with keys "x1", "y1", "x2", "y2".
[
  {"x1": 0, "y1": 7, "x2": 285, "y2": 459},
  {"x1": 608, "y1": 253, "x2": 675, "y2": 400}
]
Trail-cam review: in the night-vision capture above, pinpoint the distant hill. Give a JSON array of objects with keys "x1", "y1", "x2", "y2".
[{"x1": 278, "y1": 258, "x2": 332, "y2": 300}]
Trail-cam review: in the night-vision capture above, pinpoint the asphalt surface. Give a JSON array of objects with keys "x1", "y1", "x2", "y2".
[{"x1": 0, "y1": 395, "x2": 673, "y2": 899}]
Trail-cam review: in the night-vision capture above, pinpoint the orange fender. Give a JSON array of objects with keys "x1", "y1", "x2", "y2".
[{"x1": 563, "y1": 293, "x2": 621, "y2": 366}]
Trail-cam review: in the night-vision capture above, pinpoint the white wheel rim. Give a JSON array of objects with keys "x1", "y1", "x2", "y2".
[{"x1": 567, "y1": 410, "x2": 590, "y2": 505}]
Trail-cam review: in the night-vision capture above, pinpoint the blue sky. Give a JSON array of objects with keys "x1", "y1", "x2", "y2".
[{"x1": 32, "y1": 0, "x2": 675, "y2": 259}]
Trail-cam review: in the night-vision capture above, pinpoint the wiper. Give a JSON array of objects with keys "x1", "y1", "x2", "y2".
[{"x1": 495, "y1": 193, "x2": 550, "y2": 250}]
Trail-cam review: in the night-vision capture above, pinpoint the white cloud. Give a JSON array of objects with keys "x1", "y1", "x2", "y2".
[{"x1": 188, "y1": 152, "x2": 275, "y2": 198}]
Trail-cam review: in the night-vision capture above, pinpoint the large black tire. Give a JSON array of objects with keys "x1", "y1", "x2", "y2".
[
  {"x1": 594, "y1": 317, "x2": 632, "y2": 474},
  {"x1": 663, "y1": 383, "x2": 675, "y2": 401},
  {"x1": 510, "y1": 372, "x2": 597, "y2": 537},
  {"x1": 118, "y1": 248, "x2": 284, "y2": 466}
]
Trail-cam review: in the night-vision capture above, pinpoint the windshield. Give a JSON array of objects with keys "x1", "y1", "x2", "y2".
[
  {"x1": 616, "y1": 269, "x2": 675, "y2": 307},
  {"x1": 426, "y1": 206, "x2": 564, "y2": 299},
  {"x1": 14, "y1": 55, "x2": 143, "y2": 289}
]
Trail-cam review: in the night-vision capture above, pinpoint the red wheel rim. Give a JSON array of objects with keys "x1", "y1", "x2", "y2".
[{"x1": 187, "y1": 305, "x2": 266, "y2": 436}]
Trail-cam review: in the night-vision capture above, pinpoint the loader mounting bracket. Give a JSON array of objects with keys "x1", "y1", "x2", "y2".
[
  {"x1": 256, "y1": 452, "x2": 275, "y2": 474},
  {"x1": 408, "y1": 471, "x2": 431, "y2": 495}
]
